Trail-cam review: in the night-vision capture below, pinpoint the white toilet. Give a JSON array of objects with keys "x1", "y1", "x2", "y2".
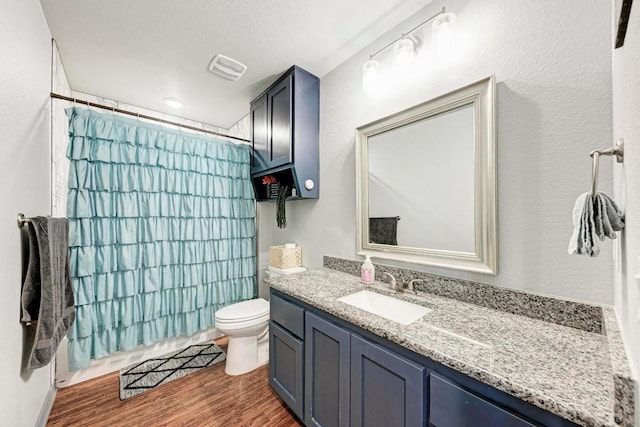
[
  {"x1": 215, "y1": 266, "x2": 306, "y2": 376},
  {"x1": 215, "y1": 298, "x2": 270, "y2": 376}
]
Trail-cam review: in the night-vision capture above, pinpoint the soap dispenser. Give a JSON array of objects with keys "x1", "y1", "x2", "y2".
[{"x1": 361, "y1": 255, "x2": 375, "y2": 284}]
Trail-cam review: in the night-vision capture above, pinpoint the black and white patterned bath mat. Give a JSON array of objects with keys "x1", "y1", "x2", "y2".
[{"x1": 119, "y1": 342, "x2": 226, "y2": 400}]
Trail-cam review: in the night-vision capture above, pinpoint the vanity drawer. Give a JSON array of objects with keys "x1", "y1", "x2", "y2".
[
  {"x1": 429, "y1": 373, "x2": 536, "y2": 427},
  {"x1": 270, "y1": 293, "x2": 305, "y2": 339}
]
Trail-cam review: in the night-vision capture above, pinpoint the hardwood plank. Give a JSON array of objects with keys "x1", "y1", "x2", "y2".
[{"x1": 47, "y1": 361, "x2": 303, "y2": 426}]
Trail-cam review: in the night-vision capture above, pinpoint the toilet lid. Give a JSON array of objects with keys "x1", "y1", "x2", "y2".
[{"x1": 215, "y1": 298, "x2": 269, "y2": 322}]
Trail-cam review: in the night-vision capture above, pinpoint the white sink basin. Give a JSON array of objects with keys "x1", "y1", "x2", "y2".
[{"x1": 337, "y1": 290, "x2": 432, "y2": 325}]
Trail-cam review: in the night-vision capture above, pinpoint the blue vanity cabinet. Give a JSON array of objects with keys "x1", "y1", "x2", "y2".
[
  {"x1": 269, "y1": 294, "x2": 305, "y2": 421},
  {"x1": 269, "y1": 289, "x2": 579, "y2": 427},
  {"x1": 350, "y1": 335, "x2": 426, "y2": 427},
  {"x1": 250, "y1": 65, "x2": 320, "y2": 201},
  {"x1": 304, "y1": 312, "x2": 351, "y2": 427}
]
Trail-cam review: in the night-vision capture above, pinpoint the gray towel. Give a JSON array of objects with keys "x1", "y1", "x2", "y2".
[
  {"x1": 21, "y1": 217, "x2": 75, "y2": 369},
  {"x1": 568, "y1": 192, "x2": 624, "y2": 257}
]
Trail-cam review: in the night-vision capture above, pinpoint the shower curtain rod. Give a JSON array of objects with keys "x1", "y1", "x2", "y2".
[{"x1": 50, "y1": 92, "x2": 250, "y2": 143}]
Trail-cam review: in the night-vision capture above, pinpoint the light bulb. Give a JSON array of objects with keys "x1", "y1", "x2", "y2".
[
  {"x1": 432, "y1": 12, "x2": 457, "y2": 43},
  {"x1": 362, "y1": 59, "x2": 381, "y2": 93},
  {"x1": 393, "y1": 38, "x2": 416, "y2": 70}
]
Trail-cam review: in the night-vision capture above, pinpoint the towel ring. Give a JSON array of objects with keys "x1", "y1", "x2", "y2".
[{"x1": 590, "y1": 139, "x2": 624, "y2": 196}]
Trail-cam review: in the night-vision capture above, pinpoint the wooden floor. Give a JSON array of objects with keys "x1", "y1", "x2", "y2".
[{"x1": 47, "y1": 361, "x2": 303, "y2": 426}]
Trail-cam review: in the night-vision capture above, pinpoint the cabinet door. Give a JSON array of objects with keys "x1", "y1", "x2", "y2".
[
  {"x1": 268, "y1": 74, "x2": 293, "y2": 169},
  {"x1": 250, "y1": 93, "x2": 268, "y2": 174},
  {"x1": 305, "y1": 313, "x2": 351, "y2": 427},
  {"x1": 429, "y1": 373, "x2": 536, "y2": 427},
  {"x1": 351, "y1": 335, "x2": 426, "y2": 427},
  {"x1": 269, "y1": 321, "x2": 304, "y2": 420}
]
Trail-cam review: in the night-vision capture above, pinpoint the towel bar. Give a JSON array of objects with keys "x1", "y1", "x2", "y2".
[
  {"x1": 17, "y1": 213, "x2": 31, "y2": 228},
  {"x1": 590, "y1": 139, "x2": 624, "y2": 196}
]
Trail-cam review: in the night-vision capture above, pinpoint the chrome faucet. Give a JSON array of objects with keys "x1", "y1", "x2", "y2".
[
  {"x1": 383, "y1": 273, "x2": 422, "y2": 293},
  {"x1": 383, "y1": 272, "x2": 401, "y2": 291},
  {"x1": 406, "y1": 279, "x2": 423, "y2": 294}
]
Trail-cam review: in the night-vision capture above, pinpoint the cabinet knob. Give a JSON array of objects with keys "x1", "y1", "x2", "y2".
[{"x1": 304, "y1": 179, "x2": 315, "y2": 190}]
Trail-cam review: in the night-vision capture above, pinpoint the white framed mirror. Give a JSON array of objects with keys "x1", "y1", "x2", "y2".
[{"x1": 356, "y1": 76, "x2": 497, "y2": 274}]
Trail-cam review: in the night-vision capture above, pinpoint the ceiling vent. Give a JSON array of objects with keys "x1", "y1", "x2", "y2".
[{"x1": 208, "y1": 54, "x2": 247, "y2": 81}]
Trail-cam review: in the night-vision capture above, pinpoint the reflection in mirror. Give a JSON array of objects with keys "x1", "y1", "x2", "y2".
[{"x1": 356, "y1": 76, "x2": 497, "y2": 274}]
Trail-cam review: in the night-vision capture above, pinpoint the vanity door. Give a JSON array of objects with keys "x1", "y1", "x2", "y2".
[
  {"x1": 269, "y1": 321, "x2": 304, "y2": 421},
  {"x1": 305, "y1": 312, "x2": 351, "y2": 427},
  {"x1": 269, "y1": 293, "x2": 306, "y2": 420},
  {"x1": 350, "y1": 335, "x2": 426, "y2": 427},
  {"x1": 428, "y1": 373, "x2": 536, "y2": 427}
]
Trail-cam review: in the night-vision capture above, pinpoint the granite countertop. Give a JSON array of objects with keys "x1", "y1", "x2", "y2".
[{"x1": 267, "y1": 268, "x2": 622, "y2": 427}]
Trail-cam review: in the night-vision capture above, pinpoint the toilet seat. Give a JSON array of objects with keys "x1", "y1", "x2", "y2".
[{"x1": 215, "y1": 298, "x2": 269, "y2": 323}]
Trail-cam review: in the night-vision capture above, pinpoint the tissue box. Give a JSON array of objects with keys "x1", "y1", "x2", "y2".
[{"x1": 269, "y1": 245, "x2": 302, "y2": 269}]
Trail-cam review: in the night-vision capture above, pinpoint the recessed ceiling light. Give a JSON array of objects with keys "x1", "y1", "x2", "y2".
[{"x1": 164, "y1": 98, "x2": 183, "y2": 109}]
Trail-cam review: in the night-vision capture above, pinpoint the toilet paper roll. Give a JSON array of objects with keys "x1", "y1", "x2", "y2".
[{"x1": 283, "y1": 243, "x2": 296, "y2": 249}]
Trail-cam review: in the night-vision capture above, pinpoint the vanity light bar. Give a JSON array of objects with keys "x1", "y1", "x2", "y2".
[{"x1": 368, "y1": 7, "x2": 447, "y2": 60}]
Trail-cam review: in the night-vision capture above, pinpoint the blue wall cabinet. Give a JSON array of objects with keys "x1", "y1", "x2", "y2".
[
  {"x1": 250, "y1": 66, "x2": 319, "y2": 201},
  {"x1": 350, "y1": 335, "x2": 426, "y2": 427},
  {"x1": 269, "y1": 321, "x2": 304, "y2": 420},
  {"x1": 305, "y1": 312, "x2": 351, "y2": 427}
]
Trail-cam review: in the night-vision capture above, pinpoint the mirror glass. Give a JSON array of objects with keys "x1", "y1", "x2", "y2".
[{"x1": 356, "y1": 76, "x2": 497, "y2": 274}]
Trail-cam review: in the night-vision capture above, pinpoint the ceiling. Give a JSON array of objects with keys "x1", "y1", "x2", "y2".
[{"x1": 39, "y1": 0, "x2": 431, "y2": 128}]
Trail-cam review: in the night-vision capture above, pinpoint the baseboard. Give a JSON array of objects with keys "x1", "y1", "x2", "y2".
[{"x1": 35, "y1": 386, "x2": 57, "y2": 427}]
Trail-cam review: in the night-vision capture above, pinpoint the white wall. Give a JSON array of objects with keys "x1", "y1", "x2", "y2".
[
  {"x1": 0, "y1": 1, "x2": 54, "y2": 425},
  {"x1": 612, "y1": 1, "x2": 640, "y2": 421},
  {"x1": 263, "y1": 0, "x2": 614, "y2": 304}
]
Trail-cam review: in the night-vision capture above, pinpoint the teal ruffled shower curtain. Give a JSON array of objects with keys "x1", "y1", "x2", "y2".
[{"x1": 65, "y1": 107, "x2": 256, "y2": 370}]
